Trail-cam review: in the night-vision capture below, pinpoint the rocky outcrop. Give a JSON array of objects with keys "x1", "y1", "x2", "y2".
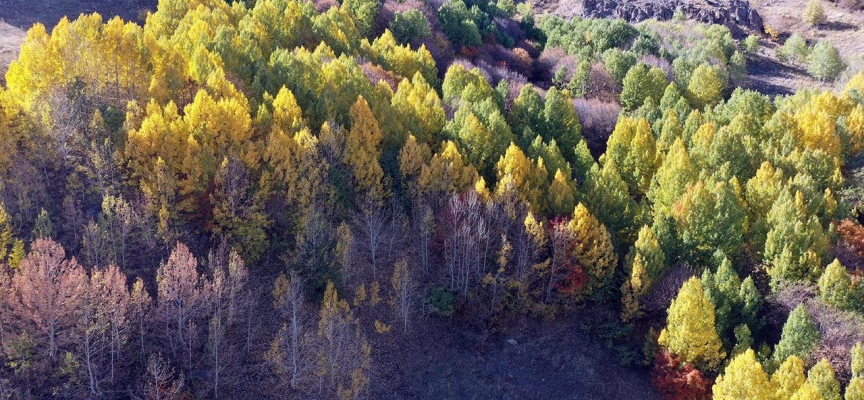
[{"x1": 581, "y1": 0, "x2": 763, "y2": 35}]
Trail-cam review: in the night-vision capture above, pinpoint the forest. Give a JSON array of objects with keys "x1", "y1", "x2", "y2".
[{"x1": 0, "y1": 0, "x2": 863, "y2": 398}]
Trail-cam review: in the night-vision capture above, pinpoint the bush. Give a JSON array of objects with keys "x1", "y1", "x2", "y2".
[
  {"x1": 779, "y1": 34, "x2": 809, "y2": 65},
  {"x1": 808, "y1": 40, "x2": 846, "y2": 81},
  {"x1": 803, "y1": 0, "x2": 827, "y2": 27},
  {"x1": 743, "y1": 35, "x2": 760, "y2": 54},
  {"x1": 390, "y1": 10, "x2": 431, "y2": 45},
  {"x1": 429, "y1": 286, "x2": 456, "y2": 316}
]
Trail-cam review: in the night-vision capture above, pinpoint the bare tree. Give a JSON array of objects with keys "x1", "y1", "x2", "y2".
[
  {"x1": 315, "y1": 282, "x2": 371, "y2": 400},
  {"x1": 130, "y1": 277, "x2": 152, "y2": 363},
  {"x1": 390, "y1": 258, "x2": 416, "y2": 334},
  {"x1": 10, "y1": 238, "x2": 86, "y2": 360},
  {"x1": 440, "y1": 191, "x2": 491, "y2": 297},
  {"x1": 267, "y1": 272, "x2": 311, "y2": 390},
  {"x1": 139, "y1": 353, "x2": 183, "y2": 400},
  {"x1": 353, "y1": 200, "x2": 390, "y2": 280}
]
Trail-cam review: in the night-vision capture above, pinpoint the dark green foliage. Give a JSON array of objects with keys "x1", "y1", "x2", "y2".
[{"x1": 390, "y1": 10, "x2": 432, "y2": 45}]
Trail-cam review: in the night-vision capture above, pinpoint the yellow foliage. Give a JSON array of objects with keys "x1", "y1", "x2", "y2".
[
  {"x1": 713, "y1": 349, "x2": 774, "y2": 400},
  {"x1": 658, "y1": 277, "x2": 726, "y2": 370},
  {"x1": 569, "y1": 203, "x2": 618, "y2": 293}
]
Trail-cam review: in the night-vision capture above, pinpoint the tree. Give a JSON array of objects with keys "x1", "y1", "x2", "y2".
[
  {"x1": 391, "y1": 258, "x2": 416, "y2": 333},
  {"x1": 212, "y1": 157, "x2": 270, "y2": 264},
  {"x1": 771, "y1": 305, "x2": 820, "y2": 370},
  {"x1": 569, "y1": 204, "x2": 618, "y2": 295},
  {"x1": 658, "y1": 277, "x2": 726, "y2": 370},
  {"x1": 267, "y1": 272, "x2": 311, "y2": 390},
  {"x1": 343, "y1": 0, "x2": 380, "y2": 37},
  {"x1": 389, "y1": 10, "x2": 431, "y2": 45},
  {"x1": 621, "y1": 225, "x2": 667, "y2": 322},
  {"x1": 496, "y1": 143, "x2": 548, "y2": 214},
  {"x1": 542, "y1": 87, "x2": 583, "y2": 169},
  {"x1": 621, "y1": 63, "x2": 668, "y2": 111},
  {"x1": 156, "y1": 242, "x2": 211, "y2": 371},
  {"x1": 648, "y1": 138, "x2": 698, "y2": 213},
  {"x1": 602, "y1": 116, "x2": 660, "y2": 195},
  {"x1": 780, "y1": 34, "x2": 809, "y2": 65},
  {"x1": 773, "y1": 355, "x2": 807, "y2": 399},
  {"x1": 11, "y1": 238, "x2": 86, "y2": 361},
  {"x1": 701, "y1": 255, "x2": 742, "y2": 344},
  {"x1": 793, "y1": 383, "x2": 826, "y2": 400},
  {"x1": 819, "y1": 259, "x2": 856, "y2": 310},
  {"x1": 140, "y1": 353, "x2": 184, "y2": 400},
  {"x1": 765, "y1": 189, "x2": 830, "y2": 286},
  {"x1": 853, "y1": 342, "x2": 864, "y2": 379},
  {"x1": 438, "y1": 0, "x2": 482, "y2": 49},
  {"x1": 713, "y1": 349, "x2": 773, "y2": 400},
  {"x1": 548, "y1": 169, "x2": 577, "y2": 217},
  {"x1": 807, "y1": 359, "x2": 841, "y2": 400},
  {"x1": 809, "y1": 41, "x2": 846, "y2": 82},
  {"x1": 849, "y1": 378, "x2": 864, "y2": 400},
  {"x1": 346, "y1": 96, "x2": 385, "y2": 201},
  {"x1": 651, "y1": 349, "x2": 713, "y2": 400},
  {"x1": 688, "y1": 65, "x2": 726, "y2": 110},
  {"x1": 316, "y1": 282, "x2": 371, "y2": 400},
  {"x1": 671, "y1": 180, "x2": 746, "y2": 265},
  {"x1": 803, "y1": 0, "x2": 827, "y2": 27}
]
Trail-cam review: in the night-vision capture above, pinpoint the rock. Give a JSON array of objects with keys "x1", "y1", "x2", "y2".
[
  {"x1": 579, "y1": 0, "x2": 764, "y2": 37},
  {"x1": 507, "y1": 338, "x2": 518, "y2": 346}
]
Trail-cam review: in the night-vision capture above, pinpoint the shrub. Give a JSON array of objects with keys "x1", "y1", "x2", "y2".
[
  {"x1": 803, "y1": 0, "x2": 827, "y2": 27},
  {"x1": 651, "y1": 349, "x2": 713, "y2": 400},
  {"x1": 808, "y1": 40, "x2": 846, "y2": 81},
  {"x1": 743, "y1": 35, "x2": 760, "y2": 54},
  {"x1": 429, "y1": 286, "x2": 455, "y2": 316},
  {"x1": 779, "y1": 34, "x2": 809, "y2": 65}
]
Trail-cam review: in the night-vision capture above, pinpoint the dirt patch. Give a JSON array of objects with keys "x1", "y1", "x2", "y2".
[
  {"x1": 0, "y1": 0, "x2": 155, "y2": 30},
  {"x1": 377, "y1": 314, "x2": 659, "y2": 400},
  {"x1": 755, "y1": 0, "x2": 864, "y2": 63},
  {"x1": 0, "y1": 21, "x2": 25, "y2": 86}
]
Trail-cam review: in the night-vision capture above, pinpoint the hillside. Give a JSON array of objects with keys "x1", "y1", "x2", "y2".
[{"x1": 0, "y1": 0, "x2": 863, "y2": 399}]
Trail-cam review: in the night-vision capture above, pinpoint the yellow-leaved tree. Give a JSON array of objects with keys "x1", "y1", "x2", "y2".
[
  {"x1": 568, "y1": 203, "x2": 618, "y2": 295},
  {"x1": 659, "y1": 277, "x2": 726, "y2": 370},
  {"x1": 713, "y1": 349, "x2": 774, "y2": 400},
  {"x1": 346, "y1": 96, "x2": 385, "y2": 201}
]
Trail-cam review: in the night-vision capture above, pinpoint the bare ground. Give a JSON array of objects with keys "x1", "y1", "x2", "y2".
[
  {"x1": 374, "y1": 312, "x2": 659, "y2": 400},
  {"x1": 0, "y1": 21, "x2": 24, "y2": 86}
]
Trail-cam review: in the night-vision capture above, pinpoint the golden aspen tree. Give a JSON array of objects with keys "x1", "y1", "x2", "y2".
[
  {"x1": 548, "y1": 169, "x2": 577, "y2": 217},
  {"x1": 792, "y1": 383, "x2": 827, "y2": 400},
  {"x1": 648, "y1": 138, "x2": 698, "y2": 213},
  {"x1": 602, "y1": 117, "x2": 660, "y2": 195},
  {"x1": 658, "y1": 277, "x2": 726, "y2": 370},
  {"x1": 391, "y1": 73, "x2": 445, "y2": 146},
  {"x1": 568, "y1": 203, "x2": 618, "y2": 294},
  {"x1": 807, "y1": 359, "x2": 841, "y2": 400},
  {"x1": 713, "y1": 349, "x2": 773, "y2": 400},
  {"x1": 495, "y1": 143, "x2": 548, "y2": 214},
  {"x1": 773, "y1": 355, "x2": 807, "y2": 399},
  {"x1": 346, "y1": 96, "x2": 385, "y2": 201}
]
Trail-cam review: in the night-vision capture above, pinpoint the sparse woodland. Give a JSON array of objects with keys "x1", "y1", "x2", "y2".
[{"x1": 0, "y1": 0, "x2": 863, "y2": 398}]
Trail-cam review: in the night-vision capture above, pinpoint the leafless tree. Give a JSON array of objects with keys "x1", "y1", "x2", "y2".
[
  {"x1": 130, "y1": 277, "x2": 153, "y2": 363},
  {"x1": 353, "y1": 199, "x2": 391, "y2": 280},
  {"x1": 440, "y1": 191, "x2": 491, "y2": 297},
  {"x1": 391, "y1": 258, "x2": 416, "y2": 334},
  {"x1": 267, "y1": 271, "x2": 312, "y2": 390},
  {"x1": 139, "y1": 353, "x2": 183, "y2": 400}
]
